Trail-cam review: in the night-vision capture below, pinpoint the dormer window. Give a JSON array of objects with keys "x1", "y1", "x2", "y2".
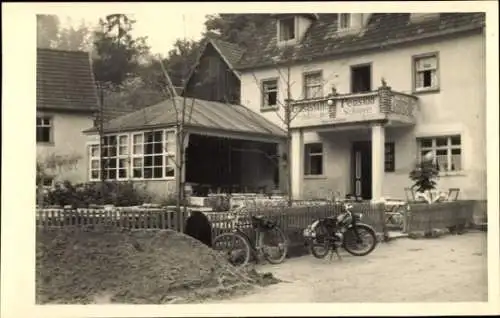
[
  {"x1": 278, "y1": 16, "x2": 296, "y2": 42},
  {"x1": 338, "y1": 13, "x2": 351, "y2": 30}
]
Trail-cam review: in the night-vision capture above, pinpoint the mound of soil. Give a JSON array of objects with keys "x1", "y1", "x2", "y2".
[{"x1": 36, "y1": 226, "x2": 280, "y2": 304}]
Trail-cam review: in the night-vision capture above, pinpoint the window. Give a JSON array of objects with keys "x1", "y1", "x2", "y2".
[
  {"x1": 90, "y1": 130, "x2": 177, "y2": 181},
  {"x1": 278, "y1": 17, "x2": 295, "y2": 42},
  {"x1": 89, "y1": 144, "x2": 100, "y2": 181},
  {"x1": 414, "y1": 54, "x2": 439, "y2": 92},
  {"x1": 304, "y1": 143, "x2": 323, "y2": 176},
  {"x1": 384, "y1": 142, "x2": 395, "y2": 172},
  {"x1": 304, "y1": 71, "x2": 323, "y2": 99},
  {"x1": 262, "y1": 79, "x2": 278, "y2": 109},
  {"x1": 417, "y1": 135, "x2": 462, "y2": 172},
  {"x1": 338, "y1": 13, "x2": 351, "y2": 30},
  {"x1": 36, "y1": 116, "x2": 52, "y2": 143},
  {"x1": 351, "y1": 64, "x2": 372, "y2": 93}
]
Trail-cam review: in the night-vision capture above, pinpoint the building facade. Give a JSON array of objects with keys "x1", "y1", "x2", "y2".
[
  {"x1": 236, "y1": 13, "x2": 486, "y2": 201},
  {"x1": 37, "y1": 48, "x2": 99, "y2": 185}
]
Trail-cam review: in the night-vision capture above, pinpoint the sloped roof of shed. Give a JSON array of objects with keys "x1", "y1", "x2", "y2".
[{"x1": 84, "y1": 97, "x2": 286, "y2": 139}]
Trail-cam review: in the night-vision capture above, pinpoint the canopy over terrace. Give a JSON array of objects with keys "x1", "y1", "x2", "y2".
[{"x1": 83, "y1": 97, "x2": 287, "y2": 196}]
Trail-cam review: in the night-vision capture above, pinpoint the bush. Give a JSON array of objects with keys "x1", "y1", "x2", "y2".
[{"x1": 41, "y1": 181, "x2": 151, "y2": 208}]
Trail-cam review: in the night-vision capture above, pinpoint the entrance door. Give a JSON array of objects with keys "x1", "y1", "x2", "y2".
[{"x1": 351, "y1": 141, "x2": 372, "y2": 200}]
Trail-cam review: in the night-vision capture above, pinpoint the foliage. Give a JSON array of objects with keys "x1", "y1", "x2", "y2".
[
  {"x1": 41, "y1": 181, "x2": 152, "y2": 208},
  {"x1": 92, "y1": 14, "x2": 150, "y2": 86},
  {"x1": 409, "y1": 159, "x2": 439, "y2": 193},
  {"x1": 203, "y1": 14, "x2": 269, "y2": 48},
  {"x1": 37, "y1": 14, "x2": 93, "y2": 51}
]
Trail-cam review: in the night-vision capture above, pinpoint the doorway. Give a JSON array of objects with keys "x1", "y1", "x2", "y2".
[{"x1": 351, "y1": 141, "x2": 372, "y2": 200}]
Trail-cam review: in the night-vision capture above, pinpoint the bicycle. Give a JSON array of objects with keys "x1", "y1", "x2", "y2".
[{"x1": 212, "y1": 205, "x2": 289, "y2": 267}]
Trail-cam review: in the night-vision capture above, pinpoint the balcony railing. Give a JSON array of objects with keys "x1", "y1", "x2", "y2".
[{"x1": 289, "y1": 89, "x2": 418, "y2": 129}]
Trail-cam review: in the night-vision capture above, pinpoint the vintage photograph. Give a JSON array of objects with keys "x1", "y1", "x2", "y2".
[{"x1": 33, "y1": 7, "x2": 489, "y2": 305}]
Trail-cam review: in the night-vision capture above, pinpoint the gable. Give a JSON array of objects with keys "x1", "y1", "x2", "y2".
[{"x1": 37, "y1": 48, "x2": 99, "y2": 113}]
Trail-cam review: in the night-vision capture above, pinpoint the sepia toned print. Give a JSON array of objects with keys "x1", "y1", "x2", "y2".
[{"x1": 34, "y1": 11, "x2": 488, "y2": 305}]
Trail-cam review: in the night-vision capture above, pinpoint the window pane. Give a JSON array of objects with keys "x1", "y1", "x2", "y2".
[
  {"x1": 108, "y1": 169, "x2": 117, "y2": 180},
  {"x1": 436, "y1": 149, "x2": 448, "y2": 171},
  {"x1": 154, "y1": 131, "x2": 163, "y2": 142},
  {"x1": 310, "y1": 156, "x2": 323, "y2": 175},
  {"x1": 306, "y1": 143, "x2": 322, "y2": 154},
  {"x1": 153, "y1": 167, "x2": 162, "y2": 178},
  {"x1": 144, "y1": 156, "x2": 152, "y2": 166},
  {"x1": 153, "y1": 142, "x2": 163, "y2": 154},
  {"x1": 451, "y1": 136, "x2": 461, "y2": 146},
  {"x1": 133, "y1": 134, "x2": 143, "y2": 144},
  {"x1": 91, "y1": 160, "x2": 99, "y2": 169},
  {"x1": 133, "y1": 144, "x2": 143, "y2": 154},
  {"x1": 144, "y1": 168, "x2": 153, "y2": 179},
  {"x1": 153, "y1": 155, "x2": 162, "y2": 166},
  {"x1": 144, "y1": 143, "x2": 153, "y2": 155},
  {"x1": 164, "y1": 155, "x2": 174, "y2": 167},
  {"x1": 119, "y1": 159, "x2": 127, "y2": 168},
  {"x1": 119, "y1": 145, "x2": 128, "y2": 156},
  {"x1": 416, "y1": 56, "x2": 437, "y2": 71},
  {"x1": 109, "y1": 146, "x2": 117, "y2": 157},
  {"x1": 91, "y1": 171, "x2": 99, "y2": 179},
  {"x1": 423, "y1": 70, "x2": 432, "y2": 87},
  {"x1": 165, "y1": 165, "x2": 175, "y2": 177},
  {"x1": 91, "y1": 145, "x2": 99, "y2": 157},
  {"x1": 451, "y1": 149, "x2": 461, "y2": 171},
  {"x1": 108, "y1": 158, "x2": 117, "y2": 168},
  {"x1": 133, "y1": 158, "x2": 143, "y2": 167},
  {"x1": 37, "y1": 127, "x2": 51, "y2": 143},
  {"x1": 436, "y1": 137, "x2": 448, "y2": 147},
  {"x1": 36, "y1": 117, "x2": 42, "y2": 125},
  {"x1": 165, "y1": 141, "x2": 176, "y2": 154},
  {"x1": 419, "y1": 138, "x2": 432, "y2": 148},
  {"x1": 118, "y1": 169, "x2": 127, "y2": 178},
  {"x1": 119, "y1": 135, "x2": 128, "y2": 145},
  {"x1": 109, "y1": 136, "x2": 117, "y2": 145},
  {"x1": 145, "y1": 132, "x2": 154, "y2": 143},
  {"x1": 133, "y1": 168, "x2": 142, "y2": 178}
]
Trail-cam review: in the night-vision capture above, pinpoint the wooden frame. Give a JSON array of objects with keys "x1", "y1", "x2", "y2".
[
  {"x1": 411, "y1": 51, "x2": 440, "y2": 94},
  {"x1": 302, "y1": 70, "x2": 324, "y2": 100},
  {"x1": 349, "y1": 62, "x2": 373, "y2": 94}
]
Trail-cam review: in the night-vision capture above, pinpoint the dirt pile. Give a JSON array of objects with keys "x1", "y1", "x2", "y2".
[{"x1": 36, "y1": 226, "x2": 279, "y2": 304}]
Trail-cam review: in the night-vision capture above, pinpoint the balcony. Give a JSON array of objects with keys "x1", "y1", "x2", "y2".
[{"x1": 289, "y1": 87, "x2": 418, "y2": 129}]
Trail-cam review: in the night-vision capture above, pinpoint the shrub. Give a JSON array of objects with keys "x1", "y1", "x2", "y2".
[
  {"x1": 409, "y1": 159, "x2": 439, "y2": 193},
  {"x1": 42, "y1": 181, "x2": 151, "y2": 208}
]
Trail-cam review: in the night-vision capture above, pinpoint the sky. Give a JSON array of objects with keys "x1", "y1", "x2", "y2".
[{"x1": 46, "y1": 4, "x2": 212, "y2": 55}]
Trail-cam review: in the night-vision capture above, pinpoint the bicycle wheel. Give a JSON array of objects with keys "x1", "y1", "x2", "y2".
[
  {"x1": 309, "y1": 223, "x2": 331, "y2": 259},
  {"x1": 342, "y1": 224, "x2": 377, "y2": 257},
  {"x1": 261, "y1": 226, "x2": 289, "y2": 264},
  {"x1": 212, "y1": 232, "x2": 251, "y2": 267}
]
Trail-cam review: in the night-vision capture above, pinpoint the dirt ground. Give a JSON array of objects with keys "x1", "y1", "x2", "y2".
[{"x1": 209, "y1": 231, "x2": 488, "y2": 303}]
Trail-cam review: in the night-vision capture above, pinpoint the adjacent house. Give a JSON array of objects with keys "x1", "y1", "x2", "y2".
[
  {"x1": 83, "y1": 97, "x2": 286, "y2": 200},
  {"x1": 232, "y1": 13, "x2": 486, "y2": 201},
  {"x1": 37, "y1": 48, "x2": 99, "y2": 185},
  {"x1": 182, "y1": 36, "x2": 244, "y2": 104}
]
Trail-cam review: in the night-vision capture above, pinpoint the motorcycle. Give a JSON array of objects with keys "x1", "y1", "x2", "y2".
[{"x1": 303, "y1": 202, "x2": 378, "y2": 260}]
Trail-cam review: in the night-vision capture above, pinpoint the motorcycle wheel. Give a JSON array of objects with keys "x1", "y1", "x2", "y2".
[
  {"x1": 342, "y1": 224, "x2": 377, "y2": 256},
  {"x1": 308, "y1": 224, "x2": 331, "y2": 259}
]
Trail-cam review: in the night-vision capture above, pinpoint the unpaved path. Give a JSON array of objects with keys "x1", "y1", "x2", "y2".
[{"x1": 211, "y1": 232, "x2": 488, "y2": 303}]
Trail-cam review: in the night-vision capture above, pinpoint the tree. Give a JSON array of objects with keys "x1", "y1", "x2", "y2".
[
  {"x1": 92, "y1": 14, "x2": 150, "y2": 86},
  {"x1": 37, "y1": 14, "x2": 93, "y2": 51},
  {"x1": 37, "y1": 14, "x2": 60, "y2": 48},
  {"x1": 203, "y1": 14, "x2": 269, "y2": 47}
]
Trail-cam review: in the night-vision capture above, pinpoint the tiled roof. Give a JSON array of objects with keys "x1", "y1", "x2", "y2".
[
  {"x1": 209, "y1": 38, "x2": 245, "y2": 70},
  {"x1": 37, "y1": 48, "x2": 99, "y2": 113},
  {"x1": 235, "y1": 13, "x2": 485, "y2": 70},
  {"x1": 84, "y1": 97, "x2": 286, "y2": 139}
]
